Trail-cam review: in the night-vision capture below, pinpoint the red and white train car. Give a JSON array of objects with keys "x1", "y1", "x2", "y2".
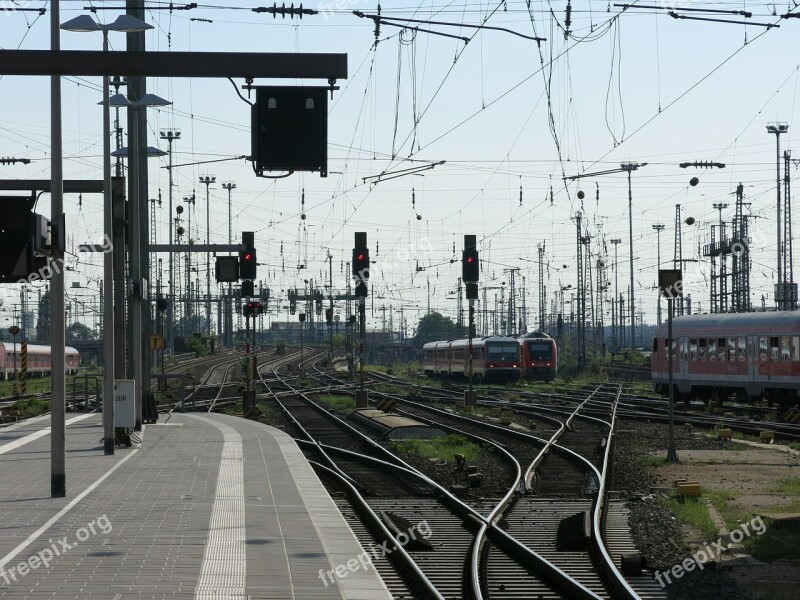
[
  {"x1": 652, "y1": 312, "x2": 800, "y2": 406},
  {"x1": 0, "y1": 343, "x2": 80, "y2": 379},
  {"x1": 519, "y1": 331, "x2": 558, "y2": 381},
  {"x1": 423, "y1": 336, "x2": 522, "y2": 381}
]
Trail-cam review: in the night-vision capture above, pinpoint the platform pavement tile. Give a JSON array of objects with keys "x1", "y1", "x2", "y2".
[
  {"x1": 0, "y1": 414, "x2": 223, "y2": 598},
  {"x1": 211, "y1": 414, "x2": 392, "y2": 600}
]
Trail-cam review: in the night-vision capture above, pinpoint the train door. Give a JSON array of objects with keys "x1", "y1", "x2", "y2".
[
  {"x1": 748, "y1": 335, "x2": 758, "y2": 399},
  {"x1": 679, "y1": 336, "x2": 689, "y2": 381}
]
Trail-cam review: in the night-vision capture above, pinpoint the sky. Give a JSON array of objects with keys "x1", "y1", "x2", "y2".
[{"x1": 1, "y1": 1, "x2": 800, "y2": 338}]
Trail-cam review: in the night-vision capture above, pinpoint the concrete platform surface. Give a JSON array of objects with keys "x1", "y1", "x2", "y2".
[{"x1": 0, "y1": 411, "x2": 392, "y2": 599}]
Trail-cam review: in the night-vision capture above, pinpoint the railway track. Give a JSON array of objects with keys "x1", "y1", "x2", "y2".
[{"x1": 302, "y1": 364, "x2": 657, "y2": 599}]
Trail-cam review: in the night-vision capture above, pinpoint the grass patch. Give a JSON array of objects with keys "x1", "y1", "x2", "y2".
[
  {"x1": 316, "y1": 394, "x2": 355, "y2": 412},
  {"x1": 747, "y1": 518, "x2": 800, "y2": 562},
  {"x1": 662, "y1": 493, "x2": 719, "y2": 539},
  {"x1": 703, "y1": 489, "x2": 750, "y2": 531},
  {"x1": 642, "y1": 454, "x2": 668, "y2": 467},
  {"x1": 710, "y1": 427, "x2": 745, "y2": 440},
  {"x1": 389, "y1": 434, "x2": 480, "y2": 463},
  {"x1": 771, "y1": 477, "x2": 800, "y2": 495},
  {"x1": 12, "y1": 396, "x2": 50, "y2": 416},
  {"x1": 789, "y1": 442, "x2": 800, "y2": 451}
]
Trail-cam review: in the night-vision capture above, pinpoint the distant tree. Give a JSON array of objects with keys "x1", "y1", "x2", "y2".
[
  {"x1": 36, "y1": 288, "x2": 51, "y2": 343},
  {"x1": 414, "y1": 311, "x2": 458, "y2": 345},
  {"x1": 66, "y1": 322, "x2": 96, "y2": 343}
]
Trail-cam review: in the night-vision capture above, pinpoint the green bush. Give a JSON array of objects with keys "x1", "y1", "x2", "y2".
[{"x1": 185, "y1": 336, "x2": 210, "y2": 357}]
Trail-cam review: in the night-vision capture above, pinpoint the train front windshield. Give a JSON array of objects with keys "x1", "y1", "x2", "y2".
[
  {"x1": 527, "y1": 341, "x2": 552, "y2": 361},
  {"x1": 487, "y1": 343, "x2": 519, "y2": 361}
]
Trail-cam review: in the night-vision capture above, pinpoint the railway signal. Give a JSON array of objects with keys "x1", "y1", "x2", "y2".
[
  {"x1": 352, "y1": 232, "x2": 370, "y2": 297},
  {"x1": 242, "y1": 301, "x2": 264, "y2": 317},
  {"x1": 0, "y1": 194, "x2": 49, "y2": 283},
  {"x1": 463, "y1": 234, "x2": 479, "y2": 407},
  {"x1": 242, "y1": 280, "x2": 255, "y2": 298},
  {"x1": 462, "y1": 235, "x2": 479, "y2": 284},
  {"x1": 239, "y1": 231, "x2": 257, "y2": 280}
]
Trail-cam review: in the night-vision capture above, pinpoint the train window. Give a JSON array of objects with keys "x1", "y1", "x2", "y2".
[
  {"x1": 652, "y1": 338, "x2": 658, "y2": 353},
  {"x1": 781, "y1": 337, "x2": 792, "y2": 361},
  {"x1": 728, "y1": 337, "x2": 736, "y2": 362},
  {"x1": 680, "y1": 338, "x2": 688, "y2": 362},
  {"x1": 698, "y1": 338, "x2": 707, "y2": 361},
  {"x1": 708, "y1": 338, "x2": 717, "y2": 360},
  {"x1": 669, "y1": 338, "x2": 677, "y2": 362},
  {"x1": 793, "y1": 337, "x2": 800, "y2": 362},
  {"x1": 487, "y1": 343, "x2": 519, "y2": 360},
  {"x1": 527, "y1": 341, "x2": 552, "y2": 360},
  {"x1": 759, "y1": 337, "x2": 768, "y2": 362},
  {"x1": 770, "y1": 337, "x2": 780, "y2": 361},
  {"x1": 738, "y1": 337, "x2": 747, "y2": 361},
  {"x1": 718, "y1": 338, "x2": 726, "y2": 361},
  {"x1": 689, "y1": 339, "x2": 697, "y2": 361}
]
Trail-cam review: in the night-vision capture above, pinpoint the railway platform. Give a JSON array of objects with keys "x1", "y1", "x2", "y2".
[{"x1": 0, "y1": 411, "x2": 392, "y2": 599}]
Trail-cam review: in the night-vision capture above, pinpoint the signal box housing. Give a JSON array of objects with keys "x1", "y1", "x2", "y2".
[{"x1": 251, "y1": 86, "x2": 328, "y2": 177}]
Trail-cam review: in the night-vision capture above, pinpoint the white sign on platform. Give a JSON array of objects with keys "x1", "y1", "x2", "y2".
[{"x1": 113, "y1": 379, "x2": 136, "y2": 428}]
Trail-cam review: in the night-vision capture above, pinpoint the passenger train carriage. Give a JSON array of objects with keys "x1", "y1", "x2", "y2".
[
  {"x1": 423, "y1": 336, "x2": 522, "y2": 382},
  {"x1": 652, "y1": 312, "x2": 800, "y2": 406},
  {"x1": 0, "y1": 343, "x2": 80, "y2": 379},
  {"x1": 519, "y1": 331, "x2": 558, "y2": 381}
]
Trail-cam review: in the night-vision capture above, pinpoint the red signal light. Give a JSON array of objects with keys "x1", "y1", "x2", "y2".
[
  {"x1": 244, "y1": 252, "x2": 253, "y2": 261},
  {"x1": 357, "y1": 253, "x2": 364, "y2": 261},
  {"x1": 467, "y1": 256, "x2": 474, "y2": 263}
]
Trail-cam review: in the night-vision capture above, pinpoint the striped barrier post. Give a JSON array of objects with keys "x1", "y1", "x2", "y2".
[{"x1": 20, "y1": 341, "x2": 27, "y2": 394}]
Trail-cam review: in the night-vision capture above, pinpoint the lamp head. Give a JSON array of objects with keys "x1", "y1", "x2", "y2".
[
  {"x1": 60, "y1": 15, "x2": 101, "y2": 32},
  {"x1": 108, "y1": 14, "x2": 154, "y2": 33}
]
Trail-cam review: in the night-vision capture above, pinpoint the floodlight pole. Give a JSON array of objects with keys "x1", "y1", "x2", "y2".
[
  {"x1": 160, "y1": 130, "x2": 180, "y2": 352},
  {"x1": 222, "y1": 182, "x2": 236, "y2": 347},
  {"x1": 200, "y1": 174, "x2": 215, "y2": 338},
  {"x1": 101, "y1": 28, "x2": 115, "y2": 457},
  {"x1": 652, "y1": 225, "x2": 665, "y2": 325}
]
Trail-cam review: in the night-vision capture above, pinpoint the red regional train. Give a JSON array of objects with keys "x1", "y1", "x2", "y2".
[
  {"x1": 423, "y1": 336, "x2": 522, "y2": 382},
  {"x1": 518, "y1": 331, "x2": 558, "y2": 381},
  {"x1": 0, "y1": 343, "x2": 80, "y2": 379},
  {"x1": 652, "y1": 312, "x2": 800, "y2": 406}
]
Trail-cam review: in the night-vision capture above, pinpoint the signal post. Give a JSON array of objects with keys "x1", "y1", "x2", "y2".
[
  {"x1": 353, "y1": 232, "x2": 370, "y2": 408},
  {"x1": 463, "y1": 235, "x2": 479, "y2": 407},
  {"x1": 659, "y1": 269, "x2": 681, "y2": 463}
]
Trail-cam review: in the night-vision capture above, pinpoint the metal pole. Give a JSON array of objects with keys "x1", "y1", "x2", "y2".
[
  {"x1": 130, "y1": 107, "x2": 143, "y2": 431},
  {"x1": 627, "y1": 170, "x2": 635, "y2": 349},
  {"x1": 328, "y1": 253, "x2": 333, "y2": 362},
  {"x1": 300, "y1": 316, "x2": 304, "y2": 377},
  {"x1": 50, "y1": 0, "x2": 68, "y2": 496},
  {"x1": 222, "y1": 182, "x2": 235, "y2": 347},
  {"x1": 359, "y1": 298, "x2": 365, "y2": 393},
  {"x1": 200, "y1": 175, "x2": 215, "y2": 338},
  {"x1": 161, "y1": 132, "x2": 179, "y2": 353},
  {"x1": 468, "y1": 298, "x2": 474, "y2": 396},
  {"x1": 97, "y1": 29, "x2": 115, "y2": 457},
  {"x1": 652, "y1": 225, "x2": 665, "y2": 326},
  {"x1": 667, "y1": 296, "x2": 678, "y2": 462}
]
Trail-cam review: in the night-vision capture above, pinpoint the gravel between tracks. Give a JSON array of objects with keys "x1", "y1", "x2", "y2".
[{"x1": 613, "y1": 419, "x2": 754, "y2": 599}]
